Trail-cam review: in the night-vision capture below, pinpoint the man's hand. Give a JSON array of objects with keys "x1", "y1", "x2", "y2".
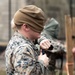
[
  {"x1": 38, "y1": 53, "x2": 49, "y2": 67},
  {"x1": 40, "y1": 39, "x2": 51, "y2": 50}
]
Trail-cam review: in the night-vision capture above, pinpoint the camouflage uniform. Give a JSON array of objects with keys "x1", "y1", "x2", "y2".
[
  {"x1": 38, "y1": 18, "x2": 66, "y2": 75},
  {"x1": 39, "y1": 18, "x2": 66, "y2": 53},
  {"x1": 5, "y1": 31, "x2": 50, "y2": 75}
]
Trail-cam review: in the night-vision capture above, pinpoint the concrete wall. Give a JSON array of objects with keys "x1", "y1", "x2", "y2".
[{"x1": 0, "y1": 0, "x2": 26, "y2": 43}]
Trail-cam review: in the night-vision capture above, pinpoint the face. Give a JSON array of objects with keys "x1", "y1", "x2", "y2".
[
  {"x1": 28, "y1": 29, "x2": 41, "y2": 41},
  {"x1": 21, "y1": 24, "x2": 41, "y2": 41}
]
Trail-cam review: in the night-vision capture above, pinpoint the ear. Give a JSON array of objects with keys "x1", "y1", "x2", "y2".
[{"x1": 22, "y1": 24, "x2": 29, "y2": 31}]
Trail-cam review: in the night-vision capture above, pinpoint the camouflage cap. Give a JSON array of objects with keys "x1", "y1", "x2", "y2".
[{"x1": 14, "y1": 5, "x2": 47, "y2": 33}]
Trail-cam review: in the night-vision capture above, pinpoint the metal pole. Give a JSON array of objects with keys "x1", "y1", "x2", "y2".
[{"x1": 8, "y1": 0, "x2": 11, "y2": 40}]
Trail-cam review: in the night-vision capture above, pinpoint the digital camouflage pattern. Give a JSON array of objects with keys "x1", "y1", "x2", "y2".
[
  {"x1": 40, "y1": 18, "x2": 66, "y2": 52},
  {"x1": 5, "y1": 18, "x2": 65, "y2": 75},
  {"x1": 38, "y1": 18, "x2": 66, "y2": 75},
  {"x1": 5, "y1": 31, "x2": 51, "y2": 75}
]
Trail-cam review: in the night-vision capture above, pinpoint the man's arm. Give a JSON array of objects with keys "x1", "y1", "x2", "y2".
[{"x1": 13, "y1": 44, "x2": 49, "y2": 75}]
